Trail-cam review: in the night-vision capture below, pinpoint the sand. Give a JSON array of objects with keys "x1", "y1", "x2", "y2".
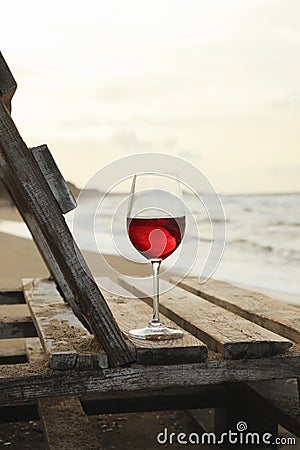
[
  {"x1": 0, "y1": 229, "x2": 153, "y2": 290},
  {"x1": 0, "y1": 204, "x2": 210, "y2": 449},
  {"x1": 1, "y1": 203, "x2": 299, "y2": 448},
  {"x1": 0, "y1": 203, "x2": 298, "y2": 306},
  {"x1": 0, "y1": 204, "x2": 151, "y2": 290}
]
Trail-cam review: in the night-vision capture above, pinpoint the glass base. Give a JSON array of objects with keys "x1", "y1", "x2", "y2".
[{"x1": 129, "y1": 323, "x2": 184, "y2": 340}]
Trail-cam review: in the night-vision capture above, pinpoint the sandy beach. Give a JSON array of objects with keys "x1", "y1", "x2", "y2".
[
  {"x1": 0, "y1": 202, "x2": 299, "y2": 449},
  {"x1": 0, "y1": 203, "x2": 212, "y2": 449},
  {"x1": 1, "y1": 4, "x2": 300, "y2": 445},
  {"x1": 0, "y1": 203, "x2": 152, "y2": 291},
  {"x1": 0, "y1": 202, "x2": 298, "y2": 306}
]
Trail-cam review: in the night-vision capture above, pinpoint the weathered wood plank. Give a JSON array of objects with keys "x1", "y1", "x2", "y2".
[
  {"x1": 0, "y1": 52, "x2": 17, "y2": 113},
  {"x1": 102, "y1": 280, "x2": 207, "y2": 365},
  {"x1": 38, "y1": 396, "x2": 102, "y2": 450},
  {"x1": 23, "y1": 279, "x2": 108, "y2": 370},
  {"x1": 0, "y1": 304, "x2": 31, "y2": 323},
  {"x1": 0, "y1": 54, "x2": 79, "y2": 321},
  {"x1": 0, "y1": 337, "x2": 26, "y2": 357},
  {"x1": 22, "y1": 219, "x2": 85, "y2": 325},
  {"x1": 25, "y1": 337, "x2": 102, "y2": 449},
  {"x1": 174, "y1": 277, "x2": 300, "y2": 343},
  {"x1": 25, "y1": 337, "x2": 47, "y2": 363},
  {"x1": 119, "y1": 279, "x2": 292, "y2": 359},
  {"x1": 0, "y1": 94, "x2": 134, "y2": 366},
  {"x1": 0, "y1": 173, "x2": 82, "y2": 316},
  {"x1": 0, "y1": 345, "x2": 300, "y2": 403},
  {"x1": 31, "y1": 145, "x2": 76, "y2": 214}
]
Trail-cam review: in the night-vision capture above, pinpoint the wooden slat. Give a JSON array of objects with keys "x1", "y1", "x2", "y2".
[
  {"x1": 31, "y1": 145, "x2": 77, "y2": 214},
  {"x1": 25, "y1": 337, "x2": 47, "y2": 363},
  {"x1": 25, "y1": 338, "x2": 102, "y2": 449},
  {"x1": 0, "y1": 297, "x2": 34, "y2": 341},
  {"x1": 22, "y1": 219, "x2": 86, "y2": 325},
  {"x1": 0, "y1": 337, "x2": 26, "y2": 357},
  {"x1": 0, "y1": 91, "x2": 134, "y2": 367},
  {"x1": 38, "y1": 397, "x2": 102, "y2": 450},
  {"x1": 0, "y1": 345, "x2": 300, "y2": 403},
  {"x1": 0, "y1": 52, "x2": 17, "y2": 113},
  {"x1": 23, "y1": 279, "x2": 108, "y2": 370},
  {"x1": 0, "y1": 52, "x2": 80, "y2": 322},
  {"x1": 120, "y1": 279, "x2": 292, "y2": 359},
  {"x1": 102, "y1": 280, "x2": 207, "y2": 365},
  {"x1": 174, "y1": 277, "x2": 300, "y2": 343},
  {"x1": 0, "y1": 304, "x2": 31, "y2": 323}
]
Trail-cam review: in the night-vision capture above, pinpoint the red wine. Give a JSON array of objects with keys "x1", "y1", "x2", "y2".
[{"x1": 127, "y1": 216, "x2": 185, "y2": 260}]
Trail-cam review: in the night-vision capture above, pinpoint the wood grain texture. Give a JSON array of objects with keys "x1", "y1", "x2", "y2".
[
  {"x1": 102, "y1": 280, "x2": 207, "y2": 365},
  {"x1": 31, "y1": 145, "x2": 76, "y2": 214},
  {"x1": 0, "y1": 338, "x2": 26, "y2": 357},
  {"x1": 0, "y1": 95, "x2": 134, "y2": 366},
  {"x1": 174, "y1": 277, "x2": 300, "y2": 343},
  {"x1": 0, "y1": 55, "x2": 75, "y2": 318},
  {"x1": 25, "y1": 338, "x2": 102, "y2": 449},
  {"x1": 21, "y1": 217, "x2": 85, "y2": 325},
  {"x1": 0, "y1": 156, "x2": 83, "y2": 324},
  {"x1": 0, "y1": 304, "x2": 31, "y2": 323},
  {"x1": 0, "y1": 345, "x2": 299, "y2": 403},
  {"x1": 23, "y1": 278, "x2": 108, "y2": 370},
  {"x1": 119, "y1": 279, "x2": 292, "y2": 359},
  {"x1": 38, "y1": 397, "x2": 102, "y2": 450},
  {"x1": 25, "y1": 337, "x2": 47, "y2": 363},
  {"x1": 0, "y1": 52, "x2": 17, "y2": 113}
]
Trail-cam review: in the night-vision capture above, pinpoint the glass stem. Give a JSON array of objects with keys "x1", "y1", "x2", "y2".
[{"x1": 151, "y1": 259, "x2": 162, "y2": 326}]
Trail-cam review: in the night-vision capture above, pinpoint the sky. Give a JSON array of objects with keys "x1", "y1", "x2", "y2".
[{"x1": 2, "y1": 0, "x2": 300, "y2": 194}]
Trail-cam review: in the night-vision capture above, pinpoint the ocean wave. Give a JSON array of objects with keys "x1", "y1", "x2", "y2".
[
  {"x1": 195, "y1": 216, "x2": 229, "y2": 224},
  {"x1": 230, "y1": 238, "x2": 300, "y2": 260},
  {"x1": 270, "y1": 221, "x2": 300, "y2": 227},
  {"x1": 186, "y1": 236, "x2": 212, "y2": 243},
  {"x1": 231, "y1": 239, "x2": 273, "y2": 252}
]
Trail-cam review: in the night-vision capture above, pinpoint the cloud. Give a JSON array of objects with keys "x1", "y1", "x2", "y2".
[
  {"x1": 110, "y1": 129, "x2": 152, "y2": 151},
  {"x1": 176, "y1": 150, "x2": 200, "y2": 162},
  {"x1": 163, "y1": 139, "x2": 177, "y2": 150},
  {"x1": 268, "y1": 164, "x2": 300, "y2": 177},
  {"x1": 269, "y1": 95, "x2": 300, "y2": 111}
]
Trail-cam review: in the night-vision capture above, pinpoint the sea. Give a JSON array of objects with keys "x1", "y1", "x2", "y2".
[{"x1": 0, "y1": 192, "x2": 299, "y2": 302}]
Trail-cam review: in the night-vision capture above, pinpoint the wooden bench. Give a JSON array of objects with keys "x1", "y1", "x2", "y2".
[
  {"x1": 0, "y1": 52, "x2": 299, "y2": 448},
  {"x1": 0, "y1": 278, "x2": 299, "y2": 448}
]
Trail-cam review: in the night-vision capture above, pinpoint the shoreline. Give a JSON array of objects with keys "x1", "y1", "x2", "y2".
[
  {"x1": 0, "y1": 232, "x2": 298, "y2": 307},
  {"x1": 0, "y1": 205, "x2": 299, "y2": 306}
]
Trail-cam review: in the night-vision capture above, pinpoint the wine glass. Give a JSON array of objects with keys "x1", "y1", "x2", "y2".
[{"x1": 127, "y1": 173, "x2": 186, "y2": 339}]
